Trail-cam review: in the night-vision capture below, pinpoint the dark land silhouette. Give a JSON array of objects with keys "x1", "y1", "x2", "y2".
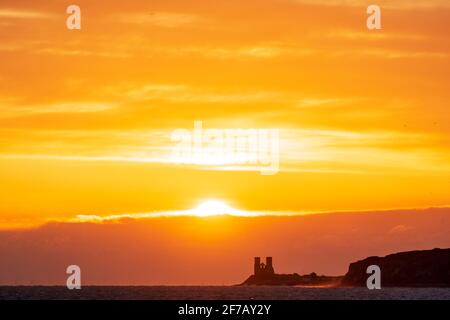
[
  {"x1": 240, "y1": 256, "x2": 342, "y2": 286},
  {"x1": 341, "y1": 248, "x2": 450, "y2": 287},
  {"x1": 241, "y1": 248, "x2": 450, "y2": 287}
]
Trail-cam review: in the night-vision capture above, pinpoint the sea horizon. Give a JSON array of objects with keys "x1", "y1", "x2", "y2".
[{"x1": 1, "y1": 286, "x2": 449, "y2": 300}]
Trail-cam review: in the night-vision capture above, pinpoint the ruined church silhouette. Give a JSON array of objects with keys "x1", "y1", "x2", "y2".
[{"x1": 254, "y1": 256, "x2": 275, "y2": 276}]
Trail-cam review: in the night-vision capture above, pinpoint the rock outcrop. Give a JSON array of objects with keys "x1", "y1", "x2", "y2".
[
  {"x1": 241, "y1": 272, "x2": 342, "y2": 286},
  {"x1": 341, "y1": 248, "x2": 450, "y2": 287}
]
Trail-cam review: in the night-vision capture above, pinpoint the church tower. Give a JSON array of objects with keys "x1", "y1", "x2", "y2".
[
  {"x1": 265, "y1": 256, "x2": 274, "y2": 274},
  {"x1": 254, "y1": 257, "x2": 261, "y2": 275}
]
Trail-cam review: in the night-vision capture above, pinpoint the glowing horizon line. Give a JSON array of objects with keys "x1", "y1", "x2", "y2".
[
  {"x1": 71, "y1": 204, "x2": 450, "y2": 223},
  {"x1": 1, "y1": 204, "x2": 449, "y2": 231}
]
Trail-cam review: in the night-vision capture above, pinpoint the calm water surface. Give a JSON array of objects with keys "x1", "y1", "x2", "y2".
[{"x1": 1, "y1": 286, "x2": 449, "y2": 300}]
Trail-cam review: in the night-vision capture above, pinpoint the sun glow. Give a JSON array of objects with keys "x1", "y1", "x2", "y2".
[
  {"x1": 73, "y1": 199, "x2": 278, "y2": 223},
  {"x1": 192, "y1": 200, "x2": 239, "y2": 217}
]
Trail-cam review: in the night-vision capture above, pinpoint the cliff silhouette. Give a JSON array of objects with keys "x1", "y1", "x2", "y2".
[{"x1": 341, "y1": 248, "x2": 450, "y2": 287}]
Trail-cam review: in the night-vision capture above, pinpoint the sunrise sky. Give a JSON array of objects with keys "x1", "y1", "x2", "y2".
[
  {"x1": 0, "y1": 0, "x2": 449, "y2": 228},
  {"x1": 0, "y1": 0, "x2": 449, "y2": 285}
]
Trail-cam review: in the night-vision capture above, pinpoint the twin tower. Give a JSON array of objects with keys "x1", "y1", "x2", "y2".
[{"x1": 254, "y1": 256, "x2": 275, "y2": 276}]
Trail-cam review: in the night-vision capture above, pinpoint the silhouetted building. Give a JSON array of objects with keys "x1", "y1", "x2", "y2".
[
  {"x1": 254, "y1": 256, "x2": 275, "y2": 276},
  {"x1": 243, "y1": 256, "x2": 343, "y2": 286},
  {"x1": 254, "y1": 257, "x2": 261, "y2": 275},
  {"x1": 265, "y1": 256, "x2": 274, "y2": 274}
]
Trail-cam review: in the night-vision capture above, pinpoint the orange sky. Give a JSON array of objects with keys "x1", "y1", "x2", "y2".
[
  {"x1": 1, "y1": 0, "x2": 449, "y2": 227},
  {"x1": 0, "y1": 0, "x2": 449, "y2": 285}
]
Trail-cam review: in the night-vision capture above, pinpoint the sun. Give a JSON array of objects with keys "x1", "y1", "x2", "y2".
[{"x1": 192, "y1": 200, "x2": 238, "y2": 217}]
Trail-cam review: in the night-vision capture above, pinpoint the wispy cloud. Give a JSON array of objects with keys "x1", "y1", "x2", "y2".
[
  {"x1": 296, "y1": 97, "x2": 358, "y2": 108},
  {"x1": 0, "y1": 9, "x2": 54, "y2": 19},
  {"x1": 118, "y1": 12, "x2": 201, "y2": 28},
  {"x1": 73, "y1": 208, "x2": 273, "y2": 222},
  {"x1": 324, "y1": 30, "x2": 427, "y2": 41},
  {"x1": 341, "y1": 48, "x2": 449, "y2": 59},
  {"x1": 119, "y1": 83, "x2": 283, "y2": 103},
  {"x1": 291, "y1": 0, "x2": 450, "y2": 9},
  {"x1": 0, "y1": 102, "x2": 115, "y2": 118},
  {"x1": 36, "y1": 48, "x2": 131, "y2": 58},
  {"x1": 160, "y1": 44, "x2": 316, "y2": 60},
  {"x1": 71, "y1": 205, "x2": 450, "y2": 223},
  {"x1": 389, "y1": 224, "x2": 414, "y2": 234},
  {"x1": 1, "y1": 125, "x2": 448, "y2": 176}
]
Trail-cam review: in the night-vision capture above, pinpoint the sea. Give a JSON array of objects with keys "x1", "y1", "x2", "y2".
[{"x1": 0, "y1": 286, "x2": 449, "y2": 300}]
